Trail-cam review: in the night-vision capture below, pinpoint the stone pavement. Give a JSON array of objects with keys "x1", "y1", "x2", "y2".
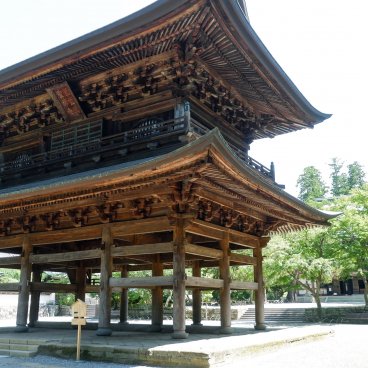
[{"x1": 0, "y1": 320, "x2": 333, "y2": 367}]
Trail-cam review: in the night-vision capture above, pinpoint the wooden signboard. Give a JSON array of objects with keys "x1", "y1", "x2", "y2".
[{"x1": 71, "y1": 299, "x2": 87, "y2": 360}]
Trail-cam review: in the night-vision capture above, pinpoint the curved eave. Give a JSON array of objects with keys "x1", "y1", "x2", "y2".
[
  {"x1": 0, "y1": 129, "x2": 336, "y2": 226},
  {"x1": 0, "y1": 0, "x2": 193, "y2": 88},
  {"x1": 214, "y1": 0, "x2": 331, "y2": 124}
]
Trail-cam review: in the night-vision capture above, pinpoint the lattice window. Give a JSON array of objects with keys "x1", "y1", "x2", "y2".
[{"x1": 50, "y1": 121, "x2": 102, "y2": 151}]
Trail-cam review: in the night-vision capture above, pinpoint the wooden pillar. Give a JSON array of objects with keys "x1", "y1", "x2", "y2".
[
  {"x1": 96, "y1": 226, "x2": 113, "y2": 336},
  {"x1": 192, "y1": 261, "x2": 202, "y2": 326},
  {"x1": 16, "y1": 236, "x2": 32, "y2": 332},
  {"x1": 253, "y1": 237, "x2": 269, "y2": 330},
  {"x1": 76, "y1": 265, "x2": 86, "y2": 302},
  {"x1": 219, "y1": 231, "x2": 232, "y2": 334},
  {"x1": 172, "y1": 215, "x2": 188, "y2": 339},
  {"x1": 151, "y1": 255, "x2": 164, "y2": 331},
  {"x1": 119, "y1": 265, "x2": 129, "y2": 324},
  {"x1": 28, "y1": 268, "x2": 42, "y2": 328}
]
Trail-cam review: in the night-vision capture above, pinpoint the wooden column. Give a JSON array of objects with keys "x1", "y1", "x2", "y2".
[
  {"x1": 253, "y1": 237, "x2": 269, "y2": 330},
  {"x1": 151, "y1": 255, "x2": 164, "y2": 331},
  {"x1": 28, "y1": 268, "x2": 42, "y2": 328},
  {"x1": 96, "y1": 226, "x2": 113, "y2": 336},
  {"x1": 219, "y1": 231, "x2": 232, "y2": 334},
  {"x1": 119, "y1": 265, "x2": 129, "y2": 324},
  {"x1": 76, "y1": 265, "x2": 86, "y2": 302},
  {"x1": 172, "y1": 215, "x2": 188, "y2": 339},
  {"x1": 191, "y1": 261, "x2": 202, "y2": 326},
  {"x1": 16, "y1": 236, "x2": 32, "y2": 332}
]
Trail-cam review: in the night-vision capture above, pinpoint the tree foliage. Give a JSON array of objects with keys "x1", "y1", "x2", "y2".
[
  {"x1": 264, "y1": 229, "x2": 338, "y2": 315},
  {"x1": 329, "y1": 184, "x2": 368, "y2": 305},
  {"x1": 297, "y1": 166, "x2": 327, "y2": 202}
]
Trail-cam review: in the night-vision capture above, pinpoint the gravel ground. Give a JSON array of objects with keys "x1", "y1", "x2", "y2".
[{"x1": 0, "y1": 324, "x2": 366, "y2": 367}]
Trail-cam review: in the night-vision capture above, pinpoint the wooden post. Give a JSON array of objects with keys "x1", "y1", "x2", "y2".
[
  {"x1": 28, "y1": 268, "x2": 42, "y2": 327},
  {"x1": 76, "y1": 265, "x2": 86, "y2": 302},
  {"x1": 119, "y1": 265, "x2": 129, "y2": 324},
  {"x1": 219, "y1": 231, "x2": 232, "y2": 334},
  {"x1": 172, "y1": 215, "x2": 188, "y2": 339},
  {"x1": 15, "y1": 236, "x2": 32, "y2": 332},
  {"x1": 151, "y1": 254, "x2": 164, "y2": 331},
  {"x1": 253, "y1": 237, "x2": 269, "y2": 330},
  {"x1": 192, "y1": 261, "x2": 202, "y2": 326},
  {"x1": 96, "y1": 226, "x2": 113, "y2": 336}
]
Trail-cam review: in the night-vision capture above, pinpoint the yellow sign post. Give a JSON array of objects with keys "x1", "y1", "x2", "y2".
[{"x1": 71, "y1": 299, "x2": 87, "y2": 361}]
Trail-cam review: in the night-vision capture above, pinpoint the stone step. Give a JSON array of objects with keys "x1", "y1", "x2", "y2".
[
  {"x1": 240, "y1": 308, "x2": 306, "y2": 323},
  {"x1": 0, "y1": 349, "x2": 37, "y2": 358}
]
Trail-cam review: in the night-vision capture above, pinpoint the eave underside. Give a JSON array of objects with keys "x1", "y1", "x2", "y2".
[
  {"x1": 0, "y1": 0, "x2": 327, "y2": 141},
  {"x1": 0, "y1": 131, "x2": 332, "y2": 240}
]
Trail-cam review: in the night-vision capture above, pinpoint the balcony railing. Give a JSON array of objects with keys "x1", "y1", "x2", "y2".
[
  {"x1": 190, "y1": 119, "x2": 275, "y2": 181},
  {"x1": 0, "y1": 117, "x2": 275, "y2": 183}
]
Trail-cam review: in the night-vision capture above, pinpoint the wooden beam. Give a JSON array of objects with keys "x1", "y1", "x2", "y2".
[
  {"x1": 185, "y1": 243, "x2": 223, "y2": 259},
  {"x1": 188, "y1": 219, "x2": 259, "y2": 248},
  {"x1": 85, "y1": 285, "x2": 100, "y2": 293},
  {"x1": 30, "y1": 282, "x2": 77, "y2": 293},
  {"x1": 0, "y1": 236, "x2": 23, "y2": 249},
  {"x1": 0, "y1": 256, "x2": 21, "y2": 266},
  {"x1": 109, "y1": 276, "x2": 174, "y2": 289},
  {"x1": 185, "y1": 276, "x2": 224, "y2": 289},
  {"x1": 230, "y1": 281, "x2": 258, "y2": 290},
  {"x1": 30, "y1": 248, "x2": 101, "y2": 264},
  {"x1": 112, "y1": 242, "x2": 173, "y2": 257},
  {"x1": 230, "y1": 253, "x2": 257, "y2": 265},
  {"x1": 0, "y1": 283, "x2": 19, "y2": 292},
  {"x1": 0, "y1": 217, "x2": 172, "y2": 250},
  {"x1": 113, "y1": 217, "x2": 172, "y2": 237}
]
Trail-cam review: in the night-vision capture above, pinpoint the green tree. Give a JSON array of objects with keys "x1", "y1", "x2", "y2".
[
  {"x1": 264, "y1": 229, "x2": 337, "y2": 317},
  {"x1": 330, "y1": 158, "x2": 349, "y2": 197},
  {"x1": 347, "y1": 161, "x2": 366, "y2": 190},
  {"x1": 296, "y1": 166, "x2": 327, "y2": 202},
  {"x1": 330, "y1": 185, "x2": 368, "y2": 306}
]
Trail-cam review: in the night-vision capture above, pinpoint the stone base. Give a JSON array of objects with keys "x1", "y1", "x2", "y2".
[
  {"x1": 218, "y1": 326, "x2": 233, "y2": 334},
  {"x1": 171, "y1": 330, "x2": 189, "y2": 339},
  {"x1": 254, "y1": 323, "x2": 267, "y2": 331},
  {"x1": 15, "y1": 325, "x2": 29, "y2": 333},
  {"x1": 96, "y1": 327, "x2": 112, "y2": 336},
  {"x1": 149, "y1": 324, "x2": 162, "y2": 332}
]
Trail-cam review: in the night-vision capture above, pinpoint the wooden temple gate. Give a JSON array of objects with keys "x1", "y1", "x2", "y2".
[{"x1": 0, "y1": 0, "x2": 334, "y2": 338}]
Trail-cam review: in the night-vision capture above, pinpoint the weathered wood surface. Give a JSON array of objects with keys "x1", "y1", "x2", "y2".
[
  {"x1": 0, "y1": 283, "x2": 19, "y2": 291},
  {"x1": 109, "y1": 276, "x2": 173, "y2": 289},
  {"x1": 219, "y1": 232, "x2": 232, "y2": 332},
  {"x1": 0, "y1": 256, "x2": 21, "y2": 266},
  {"x1": 185, "y1": 276, "x2": 224, "y2": 289},
  {"x1": 30, "y1": 282, "x2": 77, "y2": 293},
  {"x1": 230, "y1": 253, "x2": 257, "y2": 265},
  {"x1": 187, "y1": 219, "x2": 260, "y2": 248},
  {"x1": 229, "y1": 281, "x2": 258, "y2": 290},
  {"x1": 191, "y1": 261, "x2": 202, "y2": 325},
  {"x1": 97, "y1": 226, "x2": 113, "y2": 335},
  {"x1": 184, "y1": 243, "x2": 222, "y2": 259},
  {"x1": 16, "y1": 236, "x2": 32, "y2": 330},
  {"x1": 30, "y1": 249, "x2": 100, "y2": 264},
  {"x1": 112, "y1": 242, "x2": 173, "y2": 257}
]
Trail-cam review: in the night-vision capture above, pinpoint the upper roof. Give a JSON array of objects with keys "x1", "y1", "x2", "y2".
[{"x1": 0, "y1": 0, "x2": 330, "y2": 140}]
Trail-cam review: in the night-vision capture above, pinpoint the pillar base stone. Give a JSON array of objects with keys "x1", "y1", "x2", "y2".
[
  {"x1": 254, "y1": 323, "x2": 267, "y2": 331},
  {"x1": 171, "y1": 330, "x2": 189, "y2": 339},
  {"x1": 15, "y1": 325, "x2": 28, "y2": 333},
  {"x1": 96, "y1": 327, "x2": 112, "y2": 336},
  {"x1": 149, "y1": 324, "x2": 162, "y2": 332},
  {"x1": 218, "y1": 326, "x2": 233, "y2": 334}
]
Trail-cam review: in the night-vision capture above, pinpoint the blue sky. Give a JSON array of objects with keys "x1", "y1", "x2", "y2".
[{"x1": 1, "y1": 0, "x2": 366, "y2": 196}]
